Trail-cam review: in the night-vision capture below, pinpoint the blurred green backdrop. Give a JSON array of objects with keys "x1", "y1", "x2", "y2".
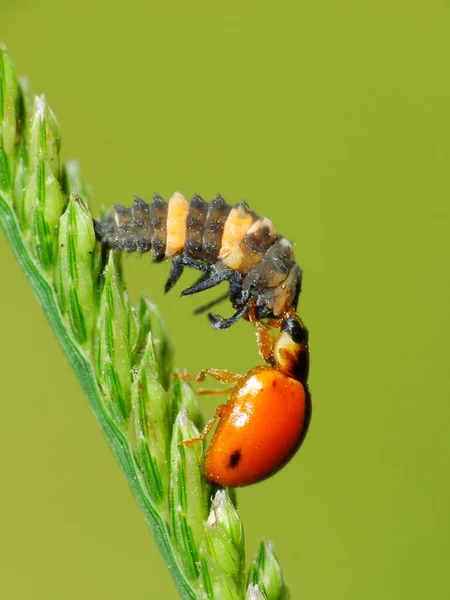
[{"x1": 2, "y1": 1, "x2": 450, "y2": 598}]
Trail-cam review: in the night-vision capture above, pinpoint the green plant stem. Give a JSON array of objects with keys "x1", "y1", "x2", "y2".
[{"x1": 0, "y1": 194, "x2": 197, "y2": 600}]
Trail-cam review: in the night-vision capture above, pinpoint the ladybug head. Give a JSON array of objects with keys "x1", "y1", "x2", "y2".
[{"x1": 272, "y1": 314, "x2": 309, "y2": 383}]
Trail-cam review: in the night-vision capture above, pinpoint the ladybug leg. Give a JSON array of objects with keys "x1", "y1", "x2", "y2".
[
  {"x1": 255, "y1": 324, "x2": 272, "y2": 363},
  {"x1": 174, "y1": 368, "x2": 242, "y2": 389},
  {"x1": 267, "y1": 310, "x2": 297, "y2": 328},
  {"x1": 247, "y1": 301, "x2": 273, "y2": 363},
  {"x1": 195, "y1": 368, "x2": 243, "y2": 385},
  {"x1": 174, "y1": 372, "x2": 196, "y2": 381},
  {"x1": 179, "y1": 405, "x2": 226, "y2": 447},
  {"x1": 196, "y1": 388, "x2": 230, "y2": 396},
  {"x1": 266, "y1": 317, "x2": 283, "y2": 328}
]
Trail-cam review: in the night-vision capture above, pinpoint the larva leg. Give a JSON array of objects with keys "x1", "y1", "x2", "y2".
[
  {"x1": 164, "y1": 255, "x2": 210, "y2": 294},
  {"x1": 164, "y1": 258, "x2": 184, "y2": 293},
  {"x1": 183, "y1": 267, "x2": 242, "y2": 298},
  {"x1": 208, "y1": 302, "x2": 250, "y2": 329},
  {"x1": 181, "y1": 269, "x2": 230, "y2": 296}
]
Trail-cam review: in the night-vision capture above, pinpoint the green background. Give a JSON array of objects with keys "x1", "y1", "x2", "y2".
[{"x1": 2, "y1": 1, "x2": 450, "y2": 598}]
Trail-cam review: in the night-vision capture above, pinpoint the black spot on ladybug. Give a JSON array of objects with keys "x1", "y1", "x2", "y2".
[
  {"x1": 272, "y1": 379, "x2": 278, "y2": 388},
  {"x1": 228, "y1": 449, "x2": 242, "y2": 469}
]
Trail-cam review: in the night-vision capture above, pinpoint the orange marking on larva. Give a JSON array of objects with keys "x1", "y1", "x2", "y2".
[
  {"x1": 222, "y1": 217, "x2": 276, "y2": 272},
  {"x1": 247, "y1": 216, "x2": 275, "y2": 238},
  {"x1": 271, "y1": 262, "x2": 299, "y2": 316},
  {"x1": 219, "y1": 206, "x2": 254, "y2": 262},
  {"x1": 166, "y1": 193, "x2": 189, "y2": 257},
  {"x1": 272, "y1": 287, "x2": 291, "y2": 318}
]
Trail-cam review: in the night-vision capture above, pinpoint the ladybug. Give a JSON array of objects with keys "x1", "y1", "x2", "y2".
[
  {"x1": 95, "y1": 193, "x2": 302, "y2": 329},
  {"x1": 181, "y1": 305, "x2": 311, "y2": 486}
]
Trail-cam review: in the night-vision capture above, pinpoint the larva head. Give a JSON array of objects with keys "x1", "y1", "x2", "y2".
[
  {"x1": 272, "y1": 314, "x2": 309, "y2": 384},
  {"x1": 252, "y1": 262, "x2": 302, "y2": 320},
  {"x1": 239, "y1": 237, "x2": 302, "y2": 321}
]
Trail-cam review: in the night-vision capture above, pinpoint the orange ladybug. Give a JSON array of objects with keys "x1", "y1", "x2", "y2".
[{"x1": 181, "y1": 306, "x2": 311, "y2": 486}]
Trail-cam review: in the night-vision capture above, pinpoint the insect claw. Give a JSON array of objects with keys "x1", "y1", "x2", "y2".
[
  {"x1": 208, "y1": 303, "x2": 250, "y2": 329},
  {"x1": 207, "y1": 313, "x2": 222, "y2": 328},
  {"x1": 164, "y1": 258, "x2": 184, "y2": 293}
]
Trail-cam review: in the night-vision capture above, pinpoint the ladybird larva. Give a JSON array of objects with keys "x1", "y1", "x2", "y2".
[{"x1": 95, "y1": 193, "x2": 302, "y2": 329}]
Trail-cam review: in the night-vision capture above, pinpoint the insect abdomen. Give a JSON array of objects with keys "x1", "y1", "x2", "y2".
[
  {"x1": 95, "y1": 195, "x2": 169, "y2": 260},
  {"x1": 95, "y1": 193, "x2": 277, "y2": 272}
]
